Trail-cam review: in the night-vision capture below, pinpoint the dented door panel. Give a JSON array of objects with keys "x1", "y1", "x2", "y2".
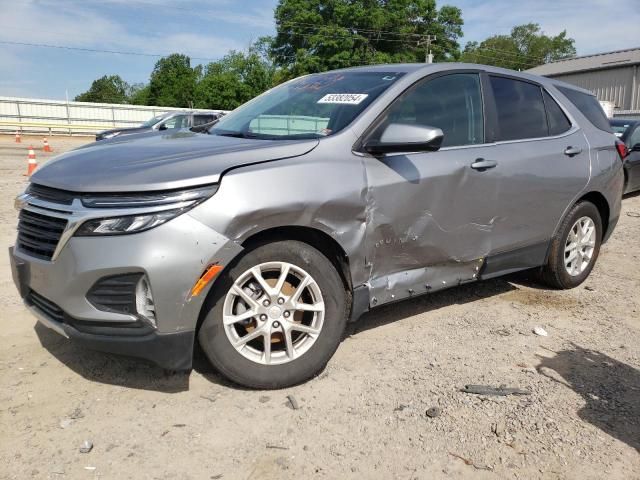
[{"x1": 362, "y1": 146, "x2": 499, "y2": 306}]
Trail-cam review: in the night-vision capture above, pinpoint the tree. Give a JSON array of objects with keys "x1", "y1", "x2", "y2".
[
  {"x1": 195, "y1": 48, "x2": 276, "y2": 110},
  {"x1": 461, "y1": 23, "x2": 576, "y2": 70},
  {"x1": 147, "y1": 54, "x2": 200, "y2": 107},
  {"x1": 128, "y1": 83, "x2": 151, "y2": 105},
  {"x1": 75, "y1": 75, "x2": 130, "y2": 104},
  {"x1": 271, "y1": 0, "x2": 463, "y2": 75}
]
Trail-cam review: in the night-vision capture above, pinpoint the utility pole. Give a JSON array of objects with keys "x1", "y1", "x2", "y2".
[{"x1": 418, "y1": 35, "x2": 437, "y2": 63}]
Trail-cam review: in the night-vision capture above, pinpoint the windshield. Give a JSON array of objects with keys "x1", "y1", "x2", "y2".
[
  {"x1": 141, "y1": 113, "x2": 170, "y2": 128},
  {"x1": 610, "y1": 122, "x2": 633, "y2": 140},
  {"x1": 210, "y1": 71, "x2": 405, "y2": 140}
]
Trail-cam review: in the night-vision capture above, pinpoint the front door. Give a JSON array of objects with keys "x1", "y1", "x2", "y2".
[{"x1": 361, "y1": 72, "x2": 499, "y2": 306}]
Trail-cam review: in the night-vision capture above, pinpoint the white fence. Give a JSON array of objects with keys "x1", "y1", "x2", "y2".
[{"x1": 0, "y1": 96, "x2": 227, "y2": 135}]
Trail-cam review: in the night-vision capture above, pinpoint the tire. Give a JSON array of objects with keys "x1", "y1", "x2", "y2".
[
  {"x1": 539, "y1": 201, "x2": 602, "y2": 289},
  {"x1": 198, "y1": 240, "x2": 349, "y2": 389}
]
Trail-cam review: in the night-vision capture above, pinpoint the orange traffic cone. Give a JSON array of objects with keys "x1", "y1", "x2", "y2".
[
  {"x1": 15, "y1": 131, "x2": 21, "y2": 143},
  {"x1": 43, "y1": 137, "x2": 52, "y2": 152},
  {"x1": 24, "y1": 147, "x2": 37, "y2": 176}
]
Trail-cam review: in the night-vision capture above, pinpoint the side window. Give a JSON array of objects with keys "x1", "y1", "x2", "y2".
[
  {"x1": 557, "y1": 87, "x2": 613, "y2": 133},
  {"x1": 543, "y1": 91, "x2": 572, "y2": 135},
  {"x1": 629, "y1": 126, "x2": 640, "y2": 149},
  {"x1": 162, "y1": 115, "x2": 187, "y2": 129},
  {"x1": 381, "y1": 73, "x2": 484, "y2": 147},
  {"x1": 194, "y1": 115, "x2": 213, "y2": 126},
  {"x1": 490, "y1": 76, "x2": 548, "y2": 141}
]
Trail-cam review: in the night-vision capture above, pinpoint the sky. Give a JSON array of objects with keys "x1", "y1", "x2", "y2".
[{"x1": 1, "y1": 0, "x2": 639, "y2": 100}]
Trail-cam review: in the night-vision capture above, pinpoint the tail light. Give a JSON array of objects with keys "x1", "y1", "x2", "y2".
[{"x1": 615, "y1": 140, "x2": 628, "y2": 161}]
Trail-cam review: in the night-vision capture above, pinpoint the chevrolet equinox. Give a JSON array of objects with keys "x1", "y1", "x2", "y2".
[{"x1": 10, "y1": 64, "x2": 624, "y2": 388}]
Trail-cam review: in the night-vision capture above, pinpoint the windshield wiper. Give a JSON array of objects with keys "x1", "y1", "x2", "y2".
[{"x1": 213, "y1": 131, "x2": 260, "y2": 139}]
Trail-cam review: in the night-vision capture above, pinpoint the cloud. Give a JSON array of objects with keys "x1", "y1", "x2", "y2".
[
  {"x1": 86, "y1": 0, "x2": 273, "y2": 28},
  {"x1": 453, "y1": 0, "x2": 640, "y2": 55},
  {"x1": 0, "y1": 0, "x2": 245, "y2": 61}
]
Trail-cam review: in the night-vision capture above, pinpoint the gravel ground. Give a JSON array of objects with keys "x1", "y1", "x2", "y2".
[{"x1": 1, "y1": 134, "x2": 639, "y2": 480}]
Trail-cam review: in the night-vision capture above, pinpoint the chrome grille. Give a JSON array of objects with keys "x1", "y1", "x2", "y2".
[
  {"x1": 28, "y1": 184, "x2": 75, "y2": 205},
  {"x1": 17, "y1": 209, "x2": 67, "y2": 261}
]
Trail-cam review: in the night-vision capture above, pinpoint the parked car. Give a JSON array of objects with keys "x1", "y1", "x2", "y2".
[
  {"x1": 610, "y1": 119, "x2": 640, "y2": 193},
  {"x1": 11, "y1": 64, "x2": 624, "y2": 389},
  {"x1": 95, "y1": 111, "x2": 224, "y2": 141},
  {"x1": 83, "y1": 115, "x2": 225, "y2": 149}
]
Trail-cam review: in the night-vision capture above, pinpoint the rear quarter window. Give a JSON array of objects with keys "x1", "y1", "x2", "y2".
[
  {"x1": 557, "y1": 87, "x2": 612, "y2": 133},
  {"x1": 542, "y1": 91, "x2": 572, "y2": 135}
]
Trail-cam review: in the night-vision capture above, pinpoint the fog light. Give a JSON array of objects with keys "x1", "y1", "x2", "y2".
[{"x1": 135, "y1": 275, "x2": 156, "y2": 327}]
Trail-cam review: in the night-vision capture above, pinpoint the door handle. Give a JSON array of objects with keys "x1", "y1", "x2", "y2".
[
  {"x1": 564, "y1": 146, "x2": 583, "y2": 157},
  {"x1": 470, "y1": 158, "x2": 497, "y2": 170}
]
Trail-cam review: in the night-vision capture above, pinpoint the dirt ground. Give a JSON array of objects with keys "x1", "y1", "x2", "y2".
[{"x1": 0, "y1": 134, "x2": 639, "y2": 480}]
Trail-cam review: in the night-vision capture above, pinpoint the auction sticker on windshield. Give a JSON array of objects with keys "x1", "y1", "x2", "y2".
[{"x1": 318, "y1": 93, "x2": 369, "y2": 105}]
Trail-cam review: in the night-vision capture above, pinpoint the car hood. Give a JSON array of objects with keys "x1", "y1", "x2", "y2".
[
  {"x1": 98, "y1": 126, "x2": 150, "y2": 136},
  {"x1": 81, "y1": 129, "x2": 172, "y2": 148},
  {"x1": 31, "y1": 131, "x2": 319, "y2": 192}
]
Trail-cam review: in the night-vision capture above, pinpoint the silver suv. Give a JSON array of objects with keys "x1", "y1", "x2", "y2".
[{"x1": 10, "y1": 64, "x2": 624, "y2": 389}]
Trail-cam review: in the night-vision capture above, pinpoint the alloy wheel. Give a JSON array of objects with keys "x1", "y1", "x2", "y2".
[
  {"x1": 222, "y1": 262, "x2": 325, "y2": 365},
  {"x1": 564, "y1": 216, "x2": 596, "y2": 276}
]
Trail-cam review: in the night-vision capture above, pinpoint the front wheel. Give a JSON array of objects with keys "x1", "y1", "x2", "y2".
[
  {"x1": 198, "y1": 240, "x2": 348, "y2": 389},
  {"x1": 539, "y1": 201, "x2": 602, "y2": 289}
]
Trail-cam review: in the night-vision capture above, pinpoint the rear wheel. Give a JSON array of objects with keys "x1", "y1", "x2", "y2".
[
  {"x1": 539, "y1": 201, "x2": 602, "y2": 289},
  {"x1": 198, "y1": 240, "x2": 348, "y2": 389}
]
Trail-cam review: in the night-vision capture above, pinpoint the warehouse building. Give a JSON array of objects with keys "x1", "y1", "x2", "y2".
[{"x1": 528, "y1": 47, "x2": 640, "y2": 118}]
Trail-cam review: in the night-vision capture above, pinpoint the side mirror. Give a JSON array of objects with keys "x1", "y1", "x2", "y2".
[
  {"x1": 631, "y1": 143, "x2": 640, "y2": 152},
  {"x1": 158, "y1": 123, "x2": 168, "y2": 131},
  {"x1": 363, "y1": 123, "x2": 444, "y2": 155}
]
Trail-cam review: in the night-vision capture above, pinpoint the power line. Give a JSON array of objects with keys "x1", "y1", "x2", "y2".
[
  {"x1": 0, "y1": 37, "x2": 543, "y2": 69},
  {"x1": 273, "y1": 27, "x2": 433, "y2": 44},
  {"x1": 276, "y1": 21, "x2": 544, "y2": 66},
  {"x1": 0, "y1": 40, "x2": 221, "y2": 62},
  {"x1": 26, "y1": 1, "x2": 547, "y2": 66},
  {"x1": 469, "y1": 45, "x2": 545, "y2": 63},
  {"x1": 276, "y1": 21, "x2": 547, "y2": 64},
  {"x1": 278, "y1": 20, "x2": 430, "y2": 39}
]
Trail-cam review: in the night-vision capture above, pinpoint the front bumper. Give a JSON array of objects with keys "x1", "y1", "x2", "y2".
[
  {"x1": 10, "y1": 212, "x2": 242, "y2": 370},
  {"x1": 25, "y1": 293, "x2": 195, "y2": 370}
]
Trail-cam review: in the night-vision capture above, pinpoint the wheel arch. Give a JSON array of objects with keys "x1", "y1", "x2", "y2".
[
  {"x1": 577, "y1": 191, "x2": 610, "y2": 240},
  {"x1": 545, "y1": 190, "x2": 611, "y2": 265},
  {"x1": 240, "y1": 226, "x2": 353, "y2": 291},
  {"x1": 194, "y1": 225, "x2": 354, "y2": 334}
]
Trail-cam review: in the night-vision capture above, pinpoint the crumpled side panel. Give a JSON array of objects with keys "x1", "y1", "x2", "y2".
[
  {"x1": 361, "y1": 148, "x2": 500, "y2": 307},
  {"x1": 369, "y1": 258, "x2": 484, "y2": 306}
]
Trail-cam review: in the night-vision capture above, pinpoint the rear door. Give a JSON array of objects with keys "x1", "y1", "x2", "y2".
[
  {"x1": 361, "y1": 71, "x2": 500, "y2": 304},
  {"x1": 483, "y1": 74, "x2": 590, "y2": 265}
]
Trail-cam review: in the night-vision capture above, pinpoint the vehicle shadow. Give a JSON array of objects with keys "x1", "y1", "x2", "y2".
[
  {"x1": 35, "y1": 277, "x2": 518, "y2": 392},
  {"x1": 537, "y1": 343, "x2": 640, "y2": 452},
  {"x1": 350, "y1": 277, "x2": 517, "y2": 335},
  {"x1": 622, "y1": 190, "x2": 640, "y2": 200},
  {"x1": 34, "y1": 323, "x2": 190, "y2": 393}
]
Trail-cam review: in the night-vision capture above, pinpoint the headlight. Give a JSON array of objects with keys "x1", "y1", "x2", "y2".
[
  {"x1": 75, "y1": 209, "x2": 184, "y2": 236},
  {"x1": 102, "y1": 131, "x2": 121, "y2": 140},
  {"x1": 75, "y1": 184, "x2": 217, "y2": 236},
  {"x1": 81, "y1": 185, "x2": 217, "y2": 208}
]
